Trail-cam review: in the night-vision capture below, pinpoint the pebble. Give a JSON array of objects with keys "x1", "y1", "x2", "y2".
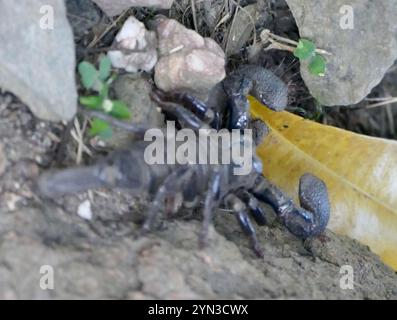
[{"x1": 77, "y1": 200, "x2": 93, "y2": 221}]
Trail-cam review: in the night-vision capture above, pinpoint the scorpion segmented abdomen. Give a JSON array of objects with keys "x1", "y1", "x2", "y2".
[{"x1": 37, "y1": 143, "x2": 170, "y2": 198}]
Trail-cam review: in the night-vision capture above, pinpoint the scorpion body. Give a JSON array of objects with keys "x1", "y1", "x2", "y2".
[{"x1": 37, "y1": 65, "x2": 330, "y2": 257}]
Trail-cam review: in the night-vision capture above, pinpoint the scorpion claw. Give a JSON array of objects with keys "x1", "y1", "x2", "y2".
[
  {"x1": 252, "y1": 173, "x2": 330, "y2": 239},
  {"x1": 299, "y1": 173, "x2": 330, "y2": 236},
  {"x1": 221, "y1": 65, "x2": 289, "y2": 131},
  {"x1": 283, "y1": 174, "x2": 330, "y2": 238}
]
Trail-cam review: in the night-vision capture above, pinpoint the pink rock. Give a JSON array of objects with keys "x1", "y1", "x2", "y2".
[
  {"x1": 153, "y1": 17, "x2": 226, "y2": 98},
  {"x1": 92, "y1": 0, "x2": 174, "y2": 16}
]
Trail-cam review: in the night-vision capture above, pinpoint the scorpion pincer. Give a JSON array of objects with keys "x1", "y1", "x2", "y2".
[{"x1": 37, "y1": 65, "x2": 330, "y2": 257}]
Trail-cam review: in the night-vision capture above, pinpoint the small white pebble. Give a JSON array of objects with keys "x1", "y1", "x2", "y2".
[
  {"x1": 77, "y1": 200, "x2": 93, "y2": 221},
  {"x1": 6, "y1": 193, "x2": 21, "y2": 211}
]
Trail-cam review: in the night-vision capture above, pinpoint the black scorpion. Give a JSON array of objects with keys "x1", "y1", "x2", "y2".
[{"x1": 37, "y1": 65, "x2": 330, "y2": 257}]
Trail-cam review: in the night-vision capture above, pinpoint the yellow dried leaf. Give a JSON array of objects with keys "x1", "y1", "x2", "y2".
[{"x1": 249, "y1": 96, "x2": 397, "y2": 270}]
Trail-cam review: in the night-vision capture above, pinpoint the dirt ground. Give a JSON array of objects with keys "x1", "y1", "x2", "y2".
[{"x1": 0, "y1": 0, "x2": 396, "y2": 299}]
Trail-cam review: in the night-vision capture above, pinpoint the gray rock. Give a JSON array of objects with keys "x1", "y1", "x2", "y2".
[
  {"x1": 286, "y1": 0, "x2": 397, "y2": 106},
  {"x1": 0, "y1": 0, "x2": 77, "y2": 121},
  {"x1": 92, "y1": 0, "x2": 174, "y2": 17}
]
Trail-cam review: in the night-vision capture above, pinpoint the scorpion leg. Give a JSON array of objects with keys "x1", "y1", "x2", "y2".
[
  {"x1": 224, "y1": 194, "x2": 264, "y2": 257},
  {"x1": 251, "y1": 173, "x2": 330, "y2": 239},
  {"x1": 150, "y1": 90, "x2": 210, "y2": 131},
  {"x1": 237, "y1": 190, "x2": 268, "y2": 226},
  {"x1": 152, "y1": 89, "x2": 215, "y2": 125},
  {"x1": 199, "y1": 166, "x2": 222, "y2": 248},
  {"x1": 142, "y1": 166, "x2": 194, "y2": 233},
  {"x1": 83, "y1": 110, "x2": 152, "y2": 140},
  {"x1": 223, "y1": 73, "x2": 253, "y2": 131}
]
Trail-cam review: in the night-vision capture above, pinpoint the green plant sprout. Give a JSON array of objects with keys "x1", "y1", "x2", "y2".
[
  {"x1": 261, "y1": 30, "x2": 329, "y2": 77},
  {"x1": 78, "y1": 56, "x2": 131, "y2": 139},
  {"x1": 293, "y1": 39, "x2": 326, "y2": 77}
]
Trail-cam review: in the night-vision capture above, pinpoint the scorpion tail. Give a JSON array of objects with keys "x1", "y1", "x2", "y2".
[{"x1": 37, "y1": 165, "x2": 108, "y2": 198}]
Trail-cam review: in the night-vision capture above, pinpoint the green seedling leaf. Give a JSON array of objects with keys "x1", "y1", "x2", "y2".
[
  {"x1": 309, "y1": 53, "x2": 326, "y2": 76},
  {"x1": 89, "y1": 118, "x2": 112, "y2": 139},
  {"x1": 294, "y1": 39, "x2": 316, "y2": 60},
  {"x1": 109, "y1": 100, "x2": 132, "y2": 119},
  {"x1": 79, "y1": 95, "x2": 103, "y2": 109},
  {"x1": 99, "y1": 56, "x2": 112, "y2": 81},
  {"x1": 78, "y1": 61, "x2": 99, "y2": 90}
]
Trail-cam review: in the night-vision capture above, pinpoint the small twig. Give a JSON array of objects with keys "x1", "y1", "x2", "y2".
[
  {"x1": 365, "y1": 97, "x2": 394, "y2": 102},
  {"x1": 88, "y1": 10, "x2": 130, "y2": 49},
  {"x1": 191, "y1": 0, "x2": 199, "y2": 33},
  {"x1": 386, "y1": 105, "x2": 395, "y2": 136},
  {"x1": 214, "y1": 11, "x2": 231, "y2": 30},
  {"x1": 71, "y1": 118, "x2": 91, "y2": 164},
  {"x1": 261, "y1": 29, "x2": 332, "y2": 56},
  {"x1": 74, "y1": 118, "x2": 83, "y2": 165},
  {"x1": 265, "y1": 40, "x2": 295, "y2": 53},
  {"x1": 168, "y1": 45, "x2": 185, "y2": 55},
  {"x1": 46, "y1": 131, "x2": 61, "y2": 144},
  {"x1": 262, "y1": 29, "x2": 299, "y2": 46},
  {"x1": 366, "y1": 97, "x2": 397, "y2": 109}
]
